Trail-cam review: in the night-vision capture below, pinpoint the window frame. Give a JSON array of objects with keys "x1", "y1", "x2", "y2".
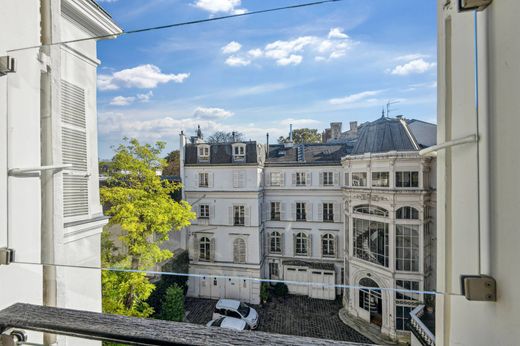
[
  {"x1": 351, "y1": 172, "x2": 368, "y2": 187},
  {"x1": 322, "y1": 171, "x2": 334, "y2": 186},
  {"x1": 270, "y1": 172, "x2": 282, "y2": 186},
  {"x1": 197, "y1": 145, "x2": 210, "y2": 162},
  {"x1": 353, "y1": 218, "x2": 389, "y2": 267},
  {"x1": 199, "y1": 237, "x2": 211, "y2": 262},
  {"x1": 296, "y1": 202, "x2": 307, "y2": 221},
  {"x1": 199, "y1": 204, "x2": 210, "y2": 219},
  {"x1": 270, "y1": 231, "x2": 282, "y2": 254},
  {"x1": 371, "y1": 171, "x2": 390, "y2": 187},
  {"x1": 395, "y1": 171, "x2": 419, "y2": 188},
  {"x1": 396, "y1": 224, "x2": 420, "y2": 272},
  {"x1": 322, "y1": 202, "x2": 334, "y2": 222},
  {"x1": 270, "y1": 201, "x2": 281, "y2": 221},
  {"x1": 295, "y1": 232, "x2": 308, "y2": 256},
  {"x1": 396, "y1": 206, "x2": 420, "y2": 220},
  {"x1": 233, "y1": 205, "x2": 245, "y2": 226},
  {"x1": 296, "y1": 172, "x2": 307, "y2": 186},
  {"x1": 232, "y1": 143, "x2": 246, "y2": 161},
  {"x1": 198, "y1": 172, "x2": 209, "y2": 187},
  {"x1": 321, "y1": 233, "x2": 335, "y2": 257}
]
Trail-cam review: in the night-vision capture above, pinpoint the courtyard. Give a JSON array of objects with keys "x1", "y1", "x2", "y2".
[{"x1": 185, "y1": 295, "x2": 373, "y2": 344}]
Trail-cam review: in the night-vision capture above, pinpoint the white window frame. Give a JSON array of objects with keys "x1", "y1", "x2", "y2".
[
  {"x1": 197, "y1": 145, "x2": 210, "y2": 162},
  {"x1": 199, "y1": 204, "x2": 210, "y2": 219},
  {"x1": 395, "y1": 171, "x2": 419, "y2": 188},
  {"x1": 352, "y1": 172, "x2": 368, "y2": 187},
  {"x1": 270, "y1": 172, "x2": 282, "y2": 186},
  {"x1": 322, "y1": 171, "x2": 334, "y2": 186},
  {"x1": 296, "y1": 172, "x2": 307, "y2": 186},
  {"x1": 233, "y1": 205, "x2": 245, "y2": 226},
  {"x1": 270, "y1": 231, "x2": 282, "y2": 253},
  {"x1": 321, "y1": 233, "x2": 335, "y2": 257},
  {"x1": 322, "y1": 203, "x2": 334, "y2": 222},
  {"x1": 296, "y1": 202, "x2": 307, "y2": 221},
  {"x1": 270, "y1": 202, "x2": 281, "y2": 221},
  {"x1": 396, "y1": 224, "x2": 420, "y2": 272},
  {"x1": 295, "y1": 232, "x2": 308, "y2": 256},
  {"x1": 199, "y1": 237, "x2": 211, "y2": 262},
  {"x1": 232, "y1": 143, "x2": 246, "y2": 161},
  {"x1": 199, "y1": 172, "x2": 209, "y2": 187},
  {"x1": 372, "y1": 171, "x2": 389, "y2": 187}
]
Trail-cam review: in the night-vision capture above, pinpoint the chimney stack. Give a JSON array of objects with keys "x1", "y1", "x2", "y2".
[
  {"x1": 349, "y1": 121, "x2": 358, "y2": 133},
  {"x1": 266, "y1": 132, "x2": 270, "y2": 159},
  {"x1": 289, "y1": 124, "x2": 293, "y2": 143}
]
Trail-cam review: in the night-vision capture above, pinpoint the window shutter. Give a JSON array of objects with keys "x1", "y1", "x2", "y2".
[
  {"x1": 233, "y1": 171, "x2": 239, "y2": 188},
  {"x1": 344, "y1": 172, "x2": 349, "y2": 186},
  {"x1": 293, "y1": 233, "x2": 296, "y2": 256},
  {"x1": 334, "y1": 203, "x2": 341, "y2": 222},
  {"x1": 280, "y1": 202, "x2": 286, "y2": 221},
  {"x1": 334, "y1": 172, "x2": 340, "y2": 186},
  {"x1": 291, "y1": 173, "x2": 296, "y2": 186},
  {"x1": 306, "y1": 202, "x2": 313, "y2": 221},
  {"x1": 267, "y1": 233, "x2": 271, "y2": 253},
  {"x1": 318, "y1": 203, "x2": 323, "y2": 221},
  {"x1": 291, "y1": 202, "x2": 296, "y2": 221},
  {"x1": 266, "y1": 172, "x2": 271, "y2": 186},
  {"x1": 210, "y1": 238, "x2": 216, "y2": 262},
  {"x1": 306, "y1": 172, "x2": 312, "y2": 186},
  {"x1": 265, "y1": 203, "x2": 271, "y2": 221},
  {"x1": 308, "y1": 234, "x2": 312, "y2": 257},
  {"x1": 209, "y1": 204, "x2": 215, "y2": 220},
  {"x1": 245, "y1": 206, "x2": 251, "y2": 226},
  {"x1": 208, "y1": 173, "x2": 214, "y2": 187},
  {"x1": 281, "y1": 233, "x2": 285, "y2": 255},
  {"x1": 239, "y1": 171, "x2": 246, "y2": 188},
  {"x1": 193, "y1": 236, "x2": 200, "y2": 261},
  {"x1": 61, "y1": 80, "x2": 89, "y2": 218},
  {"x1": 281, "y1": 172, "x2": 285, "y2": 186},
  {"x1": 335, "y1": 235, "x2": 339, "y2": 258},
  {"x1": 319, "y1": 172, "x2": 324, "y2": 186},
  {"x1": 228, "y1": 206, "x2": 233, "y2": 225},
  {"x1": 320, "y1": 234, "x2": 324, "y2": 257}
]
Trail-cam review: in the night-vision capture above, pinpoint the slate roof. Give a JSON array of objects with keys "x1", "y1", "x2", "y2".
[
  {"x1": 266, "y1": 143, "x2": 352, "y2": 165},
  {"x1": 185, "y1": 142, "x2": 265, "y2": 165},
  {"x1": 282, "y1": 259, "x2": 336, "y2": 271},
  {"x1": 350, "y1": 117, "x2": 420, "y2": 155}
]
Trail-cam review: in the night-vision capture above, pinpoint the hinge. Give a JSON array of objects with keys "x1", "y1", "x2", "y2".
[
  {"x1": 0, "y1": 330, "x2": 26, "y2": 346},
  {"x1": 0, "y1": 56, "x2": 16, "y2": 76},
  {"x1": 459, "y1": 0, "x2": 493, "y2": 11},
  {"x1": 461, "y1": 275, "x2": 497, "y2": 301},
  {"x1": 0, "y1": 248, "x2": 15, "y2": 266}
]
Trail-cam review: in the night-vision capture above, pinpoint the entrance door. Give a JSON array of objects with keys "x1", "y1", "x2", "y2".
[
  {"x1": 200, "y1": 276, "x2": 211, "y2": 298},
  {"x1": 358, "y1": 277, "x2": 383, "y2": 327},
  {"x1": 226, "y1": 278, "x2": 240, "y2": 300},
  {"x1": 309, "y1": 271, "x2": 336, "y2": 300},
  {"x1": 285, "y1": 267, "x2": 309, "y2": 295}
]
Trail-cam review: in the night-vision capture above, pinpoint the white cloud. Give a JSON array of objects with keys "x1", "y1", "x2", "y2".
[
  {"x1": 248, "y1": 48, "x2": 263, "y2": 58},
  {"x1": 221, "y1": 41, "x2": 242, "y2": 54},
  {"x1": 97, "y1": 64, "x2": 190, "y2": 90},
  {"x1": 233, "y1": 83, "x2": 288, "y2": 96},
  {"x1": 225, "y1": 55, "x2": 251, "y2": 67},
  {"x1": 329, "y1": 90, "x2": 382, "y2": 105},
  {"x1": 136, "y1": 91, "x2": 153, "y2": 102},
  {"x1": 193, "y1": 107, "x2": 234, "y2": 120},
  {"x1": 395, "y1": 53, "x2": 429, "y2": 61},
  {"x1": 328, "y1": 27, "x2": 349, "y2": 39},
  {"x1": 390, "y1": 59, "x2": 436, "y2": 76},
  {"x1": 110, "y1": 96, "x2": 135, "y2": 106},
  {"x1": 193, "y1": 0, "x2": 246, "y2": 14},
  {"x1": 276, "y1": 54, "x2": 303, "y2": 66}
]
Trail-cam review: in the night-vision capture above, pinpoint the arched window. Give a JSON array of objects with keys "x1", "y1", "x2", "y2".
[
  {"x1": 199, "y1": 237, "x2": 211, "y2": 261},
  {"x1": 295, "y1": 232, "x2": 308, "y2": 256},
  {"x1": 233, "y1": 238, "x2": 246, "y2": 263},
  {"x1": 353, "y1": 204, "x2": 389, "y2": 217},
  {"x1": 270, "y1": 232, "x2": 282, "y2": 253},
  {"x1": 322, "y1": 233, "x2": 335, "y2": 257},
  {"x1": 396, "y1": 206, "x2": 419, "y2": 219}
]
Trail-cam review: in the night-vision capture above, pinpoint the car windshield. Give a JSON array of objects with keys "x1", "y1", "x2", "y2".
[
  {"x1": 212, "y1": 317, "x2": 225, "y2": 327},
  {"x1": 237, "y1": 303, "x2": 250, "y2": 317}
]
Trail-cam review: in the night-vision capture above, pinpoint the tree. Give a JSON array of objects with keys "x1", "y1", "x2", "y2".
[
  {"x1": 100, "y1": 138, "x2": 195, "y2": 317},
  {"x1": 207, "y1": 131, "x2": 245, "y2": 143},
  {"x1": 160, "y1": 284, "x2": 185, "y2": 322},
  {"x1": 163, "y1": 150, "x2": 180, "y2": 176},
  {"x1": 277, "y1": 128, "x2": 322, "y2": 144}
]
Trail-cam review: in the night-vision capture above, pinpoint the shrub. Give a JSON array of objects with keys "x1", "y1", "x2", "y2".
[
  {"x1": 273, "y1": 282, "x2": 289, "y2": 297},
  {"x1": 260, "y1": 282, "x2": 269, "y2": 303},
  {"x1": 160, "y1": 284, "x2": 185, "y2": 322}
]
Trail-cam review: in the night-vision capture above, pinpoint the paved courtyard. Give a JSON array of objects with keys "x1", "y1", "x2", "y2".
[{"x1": 185, "y1": 295, "x2": 373, "y2": 344}]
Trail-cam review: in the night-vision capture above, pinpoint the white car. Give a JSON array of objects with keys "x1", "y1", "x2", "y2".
[
  {"x1": 206, "y1": 316, "x2": 250, "y2": 331},
  {"x1": 212, "y1": 299, "x2": 259, "y2": 329}
]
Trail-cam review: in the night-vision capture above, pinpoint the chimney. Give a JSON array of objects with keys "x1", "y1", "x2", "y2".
[
  {"x1": 232, "y1": 131, "x2": 236, "y2": 142},
  {"x1": 266, "y1": 132, "x2": 270, "y2": 159},
  {"x1": 330, "y1": 122, "x2": 342, "y2": 139},
  {"x1": 289, "y1": 124, "x2": 293, "y2": 142},
  {"x1": 349, "y1": 121, "x2": 358, "y2": 133}
]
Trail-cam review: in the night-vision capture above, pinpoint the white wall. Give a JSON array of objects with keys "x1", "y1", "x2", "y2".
[{"x1": 437, "y1": 0, "x2": 520, "y2": 344}]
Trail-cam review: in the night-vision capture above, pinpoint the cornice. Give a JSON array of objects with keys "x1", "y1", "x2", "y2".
[{"x1": 61, "y1": 0, "x2": 122, "y2": 38}]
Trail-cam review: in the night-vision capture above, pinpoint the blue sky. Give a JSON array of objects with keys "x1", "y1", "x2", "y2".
[{"x1": 95, "y1": 0, "x2": 437, "y2": 159}]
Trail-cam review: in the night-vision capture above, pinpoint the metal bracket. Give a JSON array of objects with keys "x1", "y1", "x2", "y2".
[
  {"x1": 0, "y1": 56, "x2": 15, "y2": 76},
  {"x1": 461, "y1": 275, "x2": 497, "y2": 301},
  {"x1": 459, "y1": 0, "x2": 493, "y2": 11},
  {"x1": 0, "y1": 330, "x2": 27, "y2": 346},
  {"x1": 0, "y1": 248, "x2": 15, "y2": 266},
  {"x1": 8, "y1": 164, "x2": 73, "y2": 176}
]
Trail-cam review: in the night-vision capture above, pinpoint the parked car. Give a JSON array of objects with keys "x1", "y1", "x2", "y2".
[
  {"x1": 212, "y1": 299, "x2": 259, "y2": 329},
  {"x1": 206, "y1": 316, "x2": 250, "y2": 331}
]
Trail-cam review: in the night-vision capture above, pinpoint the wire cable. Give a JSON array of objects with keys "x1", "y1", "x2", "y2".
[{"x1": 7, "y1": 0, "x2": 345, "y2": 53}]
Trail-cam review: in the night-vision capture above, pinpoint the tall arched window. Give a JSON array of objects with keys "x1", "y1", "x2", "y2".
[
  {"x1": 199, "y1": 237, "x2": 211, "y2": 261},
  {"x1": 270, "y1": 232, "x2": 281, "y2": 253},
  {"x1": 322, "y1": 233, "x2": 335, "y2": 257},
  {"x1": 396, "y1": 206, "x2": 419, "y2": 219},
  {"x1": 233, "y1": 238, "x2": 246, "y2": 263},
  {"x1": 353, "y1": 204, "x2": 389, "y2": 217},
  {"x1": 295, "y1": 232, "x2": 308, "y2": 256}
]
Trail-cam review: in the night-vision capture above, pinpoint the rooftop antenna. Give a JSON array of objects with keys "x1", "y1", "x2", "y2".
[{"x1": 386, "y1": 100, "x2": 400, "y2": 118}]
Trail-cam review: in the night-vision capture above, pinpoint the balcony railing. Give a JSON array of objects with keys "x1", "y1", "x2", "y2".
[{"x1": 409, "y1": 304, "x2": 436, "y2": 346}]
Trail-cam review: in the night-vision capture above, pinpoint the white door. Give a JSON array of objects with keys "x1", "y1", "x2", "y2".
[
  {"x1": 309, "y1": 271, "x2": 336, "y2": 300},
  {"x1": 309, "y1": 271, "x2": 323, "y2": 298},
  {"x1": 226, "y1": 278, "x2": 240, "y2": 300},
  {"x1": 324, "y1": 272, "x2": 335, "y2": 300},
  {"x1": 285, "y1": 267, "x2": 309, "y2": 296},
  {"x1": 200, "y1": 276, "x2": 211, "y2": 298},
  {"x1": 239, "y1": 278, "x2": 250, "y2": 302}
]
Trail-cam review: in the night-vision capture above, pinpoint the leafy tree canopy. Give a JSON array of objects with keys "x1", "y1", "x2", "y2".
[
  {"x1": 163, "y1": 150, "x2": 180, "y2": 176},
  {"x1": 206, "y1": 131, "x2": 245, "y2": 143},
  {"x1": 277, "y1": 128, "x2": 322, "y2": 144}
]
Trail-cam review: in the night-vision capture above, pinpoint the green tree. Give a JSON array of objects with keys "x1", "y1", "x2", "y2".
[
  {"x1": 101, "y1": 138, "x2": 195, "y2": 317},
  {"x1": 277, "y1": 128, "x2": 322, "y2": 144},
  {"x1": 163, "y1": 150, "x2": 180, "y2": 176},
  {"x1": 207, "y1": 131, "x2": 245, "y2": 143},
  {"x1": 160, "y1": 284, "x2": 185, "y2": 322}
]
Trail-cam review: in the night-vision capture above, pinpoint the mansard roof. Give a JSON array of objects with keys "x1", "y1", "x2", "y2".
[
  {"x1": 184, "y1": 141, "x2": 265, "y2": 165},
  {"x1": 266, "y1": 143, "x2": 352, "y2": 165},
  {"x1": 350, "y1": 116, "x2": 421, "y2": 155}
]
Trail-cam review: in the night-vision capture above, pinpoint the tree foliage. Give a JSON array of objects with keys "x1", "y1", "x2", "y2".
[
  {"x1": 160, "y1": 284, "x2": 185, "y2": 322},
  {"x1": 277, "y1": 128, "x2": 322, "y2": 144},
  {"x1": 207, "y1": 131, "x2": 245, "y2": 143},
  {"x1": 163, "y1": 150, "x2": 180, "y2": 176},
  {"x1": 101, "y1": 138, "x2": 195, "y2": 317}
]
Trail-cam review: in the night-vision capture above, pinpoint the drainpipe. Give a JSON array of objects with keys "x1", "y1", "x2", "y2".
[
  {"x1": 475, "y1": 9, "x2": 490, "y2": 276},
  {"x1": 40, "y1": 1, "x2": 57, "y2": 339}
]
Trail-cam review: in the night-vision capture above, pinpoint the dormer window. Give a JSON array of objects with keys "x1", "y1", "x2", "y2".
[
  {"x1": 198, "y1": 145, "x2": 210, "y2": 162},
  {"x1": 232, "y1": 143, "x2": 246, "y2": 162}
]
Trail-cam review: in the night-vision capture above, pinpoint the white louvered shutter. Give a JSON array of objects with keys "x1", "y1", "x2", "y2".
[
  {"x1": 293, "y1": 233, "x2": 297, "y2": 256},
  {"x1": 291, "y1": 173, "x2": 296, "y2": 186},
  {"x1": 306, "y1": 202, "x2": 313, "y2": 221},
  {"x1": 280, "y1": 233, "x2": 285, "y2": 255},
  {"x1": 334, "y1": 172, "x2": 340, "y2": 186},
  {"x1": 318, "y1": 203, "x2": 323, "y2": 222},
  {"x1": 265, "y1": 172, "x2": 271, "y2": 186},
  {"x1": 334, "y1": 203, "x2": 341, "y2": 222},
  {"x1": 319, "y1": 172, "x2": 324, "y2": 186},
  {"x1": 233, "y1": 171, "x2": 239, "y2": 188},
  {"x1": 335, "y1": 235, "x2": 339, "y2": 258},
  {"x1": 228, "y1": 206, "x2": 233, "y2": 225},
  {"x1": 239, "y1": 171, "x2": 246, "y2": 188},
  {"x1": 291, "y1": 202, "x2": 296, "y2": 221},
  {"x1": 209, "y1": 204, "x2": 215, "y2": 221},
  {"x1": 265, "y1": 203, "x2": 270, "y2": 221},
  {"x1": 210, "y1": 238, "x2": 216, "y2": 262},
  {"x1": 306, "y1": 172, "x2": 312, "y2": 186},
  {"x1": 280, "y1": 202, "x2": 286, "y2": 221},
  {"x1": 245, "y1": 206, "x2": 251, "y2": 226},
  {"x1": 61, "y1": 80, "x2": 89, "y2": 219},
  {"x1": 193, "y1": 236, "x2": 200, "y2": 261},
  {"x1": 307, "y1": 234, "x2": 312, "y2": 257},
  {"x1": 281, "y1": 172, "x2": 286, "y2": 186},
  {"x1": 208, "y1": 172, "x2": 214, "y2": 188}
]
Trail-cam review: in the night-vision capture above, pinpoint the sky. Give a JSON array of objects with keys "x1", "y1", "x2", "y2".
[{"x1": 94, "y1": 0, "x2": 437, "y2": 159}]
